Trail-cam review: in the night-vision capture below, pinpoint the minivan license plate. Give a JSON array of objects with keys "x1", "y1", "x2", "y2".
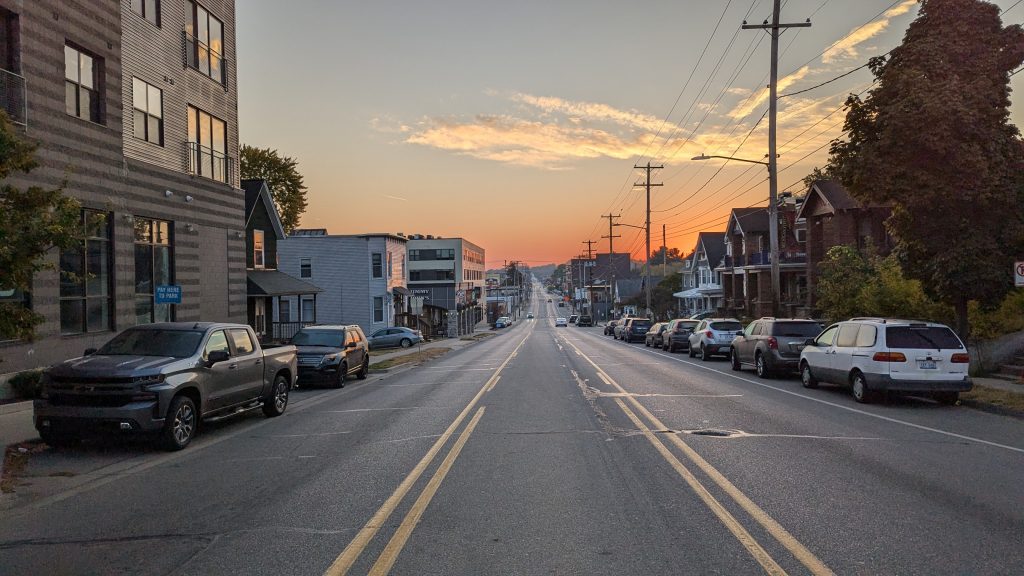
[{"x1": 918, "y1": 360, "x2": 937, "y2": 369}]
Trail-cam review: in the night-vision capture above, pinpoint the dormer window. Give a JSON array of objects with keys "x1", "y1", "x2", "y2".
[{"x1": 253, "y1": 229, "x2": 264, "y2": 268}]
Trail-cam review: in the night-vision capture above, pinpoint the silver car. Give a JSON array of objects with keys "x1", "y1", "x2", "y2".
[
  {"x1": 688, "y1": 318, "x2": 744, "y2": 360},
  {"x1": 368, "y1": 327, "x2": 423, "y2": 349}
]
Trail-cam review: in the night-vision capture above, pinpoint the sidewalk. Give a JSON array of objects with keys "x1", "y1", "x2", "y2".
[{"x1": 0, "y1": 400, "x2": 36, "y2": 452}]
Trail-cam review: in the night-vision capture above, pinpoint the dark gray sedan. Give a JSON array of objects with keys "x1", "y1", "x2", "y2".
[{"x1": 368, "y1": 327, "x2": 423, "y2": 349}]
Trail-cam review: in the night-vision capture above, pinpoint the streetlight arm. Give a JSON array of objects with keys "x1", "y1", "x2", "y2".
[
  {"x1": 691, "y1": 154, "x2": 769, "y2": 167},
  {"x1": 613, "y1": 222, "x2": 646, "y2": 230}
]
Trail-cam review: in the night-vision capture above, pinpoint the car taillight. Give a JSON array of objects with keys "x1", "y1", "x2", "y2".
[
  {"x1": 767, "y1": 336, "x2": 778, "y2": 350},
  {"x1": 872, "y1": 352, "x2": 907, "y2": 362},
  {"x1": 705, "y1": 330, "x2": 714, "y2": 338},
  {"x1": 951, "y1": 353, "x2": 970, "y2": 363}
]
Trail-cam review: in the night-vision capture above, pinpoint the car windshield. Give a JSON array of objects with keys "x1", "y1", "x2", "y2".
[
  {"x1": 886, "y1": 326, "x2": 964, "y2": 349},
  {"x1": 710, "y1": 321, "x2": 742, "y2": 331},
  {"x1": 632, "y1": 320, "x2": 651, "y2": 328},
  {"x1": 96, "y1": 329, "x2": 203, "y2": 358},
  {"x1": 292, "y1": 330, "x2": 345, "y2": 347},
  {"x1": 771, "y1": 322, "x2": 823, "y2": 337}
]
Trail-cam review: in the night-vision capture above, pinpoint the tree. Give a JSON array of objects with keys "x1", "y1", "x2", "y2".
[
  {"x1": 625, "y1": 274, "x2": 681, "y2": 320},
  {"x1": 0, "y1": 111, "x2": 83, "y2": 341},
  {"x1": 239, "y1": 144, "x2": 308, "y2": 233},
  {"x1": 649, "y1": 246, "x2": 685, "y2": 264},
  {"x1": 827, "y1": 0, "x2": 1024, "y2": 340}
]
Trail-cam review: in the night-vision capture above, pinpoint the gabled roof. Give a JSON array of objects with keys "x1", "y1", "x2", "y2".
[
  {"x1": 796, "y1": 179, "x2": 879, "y2": 220},
  {"x1": 242, "y1": 179, "x2": 287, "y2": 240},
  {"x1": 695, "y1": 231, "x2": 727, "y2": 268},
  {"x1": 727, "y1": 207, "x2": 769, "y2": 236}
]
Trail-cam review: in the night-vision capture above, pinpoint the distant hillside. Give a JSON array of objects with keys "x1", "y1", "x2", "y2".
[{"x1": 530, "y1": 264, "x2": 557, "y2": 279}]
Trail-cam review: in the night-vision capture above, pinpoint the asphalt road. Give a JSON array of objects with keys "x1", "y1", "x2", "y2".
[{"x1": 1, "y1": 283, "x2": 1022, "y2": 575}]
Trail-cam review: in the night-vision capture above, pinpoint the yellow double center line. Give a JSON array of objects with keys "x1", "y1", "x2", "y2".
[
  {"x1": 560, "y1": 334, "x2": 834, "y2": 576},
  {"x1": 323, "y1": 329, "x2": 531, "y2": 576}
]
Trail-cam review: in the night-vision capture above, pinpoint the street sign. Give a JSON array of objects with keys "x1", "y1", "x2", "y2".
[
  {"x1": 155, "y1": 285, "x2": 182, "y2": 304},
  {"x1": 1016, "y1": 261, "x2": 1024, "y2": 287}
]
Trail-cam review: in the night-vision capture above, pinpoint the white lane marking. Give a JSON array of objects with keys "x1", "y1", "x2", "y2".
[{"x1": 565, "y1": 331, "x2": 1024, "y2": 455}]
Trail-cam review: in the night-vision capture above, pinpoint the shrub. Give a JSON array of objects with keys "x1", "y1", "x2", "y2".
[{"x1": 8, "y1": 370, "x2": 43, "y2": 399}]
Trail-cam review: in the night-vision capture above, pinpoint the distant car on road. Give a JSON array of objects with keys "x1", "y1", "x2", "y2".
[
  {"x1": 799, "y1": 318, "x2": 972, "y2": 404},
  {"x1": 688, "y1": 318, "x2": 743, "y2": 360},
  {"x1": 576, "y1": 315, "x2": 594, "y2": 327},
  {"x1": 494, "y1": 316, "x2": 511, "y2": 329},
  {"x1": 527, "y1": 313, "x2": 535, "y2": 319},
  {"x1": 604, "y1": 320, "x2": 619, "y2": 336},
  {"x1": 293, "y1": 325, "x2": 370, "y2": 389},
  {"x1": 730, "y1": 318, "x2": 823, "y2": 378},
  {"x1": 368, "y1": 326, "x2": 423, "y2": 350},
  {"x1": 555, "y1": 317, "x2": 568, "y2": 327},
  {"x1": 35, "y1": 323, "x2": 296, "y2": 451},
  {"x1": 558, "y1": 301, "x2": 566, "y2": 307},
  {"x1": 569, "y1": 314, "x2": 579, "y2": 324},
  {"x1": 645, "y1": 322, "x2": 668, "y2": 348},
  {"x1": 663, "y1": 319, "x2": 700, "y2": 352}
]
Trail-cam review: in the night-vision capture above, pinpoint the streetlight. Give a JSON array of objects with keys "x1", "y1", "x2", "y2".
[
  {"x1": 691, "y1": 153, "x2": 780, "y2": 316},
  {"x1": 614, "y1": 221, "x2": 652, "y2": 317}
]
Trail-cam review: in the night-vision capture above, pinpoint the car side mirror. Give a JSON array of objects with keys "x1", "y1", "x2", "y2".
[
  {"x1": 207, "y1": 350, "x2": 230, "y2": 365},
  {"x1": 804, "y1": 338, "x2": 815, "y2": 346},
  {"x1": 346, "y1": 341, "x2": 358, "y2": 349},
  {"x1": 83, "y1": 348, "x2": 97, "y2": 356}
]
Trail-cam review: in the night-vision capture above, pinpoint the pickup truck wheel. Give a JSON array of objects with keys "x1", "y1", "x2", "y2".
[
  {"x1": 161, "y1": 395, "x2": 197, "y2": 451},
  {"x1": 333, "y1": 364, "x2": 347, "y2": 389},
  {"x1": 356, "y1": 358, "x2": 369, "y2": 380},
  {"x1": 263, "y1": 374, "x2": 289, "y2": 417}
]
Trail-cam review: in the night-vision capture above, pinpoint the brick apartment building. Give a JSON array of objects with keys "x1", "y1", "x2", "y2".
[{"x1": 0, "y1": 0, "x2": 245, "y2": 374}]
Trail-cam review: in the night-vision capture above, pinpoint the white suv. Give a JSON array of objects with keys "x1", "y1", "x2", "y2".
[
  {"x1": 799, "y1": 318, "x2": 972, "y2": 404},
  {"x1": 687, "y1": 318, "x2": 744, "y2": 360}
]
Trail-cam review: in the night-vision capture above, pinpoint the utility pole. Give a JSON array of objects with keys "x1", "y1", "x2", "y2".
[
  {"x1": 601, "y1": 213, "x2": 621, "y2": 318},
  {"x1": 662, "y1": 224, "x2": 667, "y2": 278},
  {"x1": 744, "y1": 1, "x2": 810, "y2": 316},
  {"x1": 582, "y1": 239, "x2": 596, "y2": 260},
  {"x1": 582, "y1": 239, "x2": 596, "y2": 316},
  {"x1": 634, "y1": 162, "x2": 663, "y2": 318}
]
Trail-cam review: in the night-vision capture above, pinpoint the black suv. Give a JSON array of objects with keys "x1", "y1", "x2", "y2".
[
  {"x1": 293, "y1": 325, "x2": 370, "y2": 388},
  {"x1": 730, "y1": 318, "x2": 823, "y2": 378},
  {"x1": 662, "y1": 319, "x2": 700, "y2": 352},
  {"x1": 576, "y1": 315, "x2": 594, "y2": 327},
  {"x1": 620, "y1": 317, "x2": 653, "y2": 343}
]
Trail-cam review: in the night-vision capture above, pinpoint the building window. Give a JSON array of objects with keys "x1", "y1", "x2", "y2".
[
  {"x1": 134, "y1": 217, "x2": 173, "y2": 325},
  {"x1": 64, "y1": 44, "x2": 100, "y2": 123},
  {"x1": 408, "y1": 248, "x2": 455, "y2": 261},
  {"x1": 372, "y1": 253, "x2": 383, "y2": 278},
  {"x1": 373, "y1": 296, "x2": 384, "y2": 323},
  {"x1": 253, "y1": 229, "x2": 265, "y2": 268},
  {"x1": 301, "y1": 297, "x2": 314, "y2": 322},
  {"x1": 131, "y1": 0, "x2": 159, "y2": 26},
  {"x1": 387, "y1": 252, "x2": 393, "y2": 279},
  {"x1": 300, "y1": 258, "x2": 312, "y2": 278},
  {"x1": 279, "y1": 299, "x2": 291, "y2": 323},
  {"x1": 187, "y1": 105, "x2": 228, "y2": 183},
  {"x1": 59, "y1": 210, "x2": 112, "y2": 335},
  {"x1": 410, "y1": 270, "x2": 455, "y2": 281},
  {"x1": 184, "y1": 1, "x2": 224, "y2": 84},
  {"x1": 132, "y1": 78, "x2": 163, "y2": 145}
]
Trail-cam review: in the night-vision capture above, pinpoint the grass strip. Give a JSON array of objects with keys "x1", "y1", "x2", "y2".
[
  {"x1": 961, "y1": 384, "x2": 1024, "y2": 416},
  {"x1": 371, "y1": 348, "x2": 451, "y2": 371}
]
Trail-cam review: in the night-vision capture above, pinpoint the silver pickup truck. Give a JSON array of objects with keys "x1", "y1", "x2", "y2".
[{"x1": 35, "y1": 322, "x2": 297, "y2": 450}]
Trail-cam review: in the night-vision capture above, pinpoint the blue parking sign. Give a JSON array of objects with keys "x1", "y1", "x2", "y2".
[{"x1": 155, "y1": 285, "x2": 182, "y2": 304}]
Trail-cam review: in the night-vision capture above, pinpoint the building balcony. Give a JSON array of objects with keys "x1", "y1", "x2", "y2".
[
  {"x1": 182, "y1": 31, "x2": 229, "y2": 88},
  {"x1": 0, "y1": 68, "x2": 26, "y2": 126},
  {"x1": 186, "y1": 142, "x2": 234, "y2": 184}
]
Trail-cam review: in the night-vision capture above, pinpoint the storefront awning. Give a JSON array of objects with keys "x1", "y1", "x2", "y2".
[
  {"x1": 392, "y1": 286, "x2": 411, "y2": 296},
  {"x1": 247, "y1": 269, "x2": 322, "y2": 297}
]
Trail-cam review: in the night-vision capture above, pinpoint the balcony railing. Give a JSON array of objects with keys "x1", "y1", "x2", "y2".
[
  {"x1": 186, "y1": 142, "x2": 233, "y2": 184},
  {"x1": 270, "y1": 321, "x2": 315, "y2": 341},
  {"x1": 182, "y1": 30, "x2": 229, "y2": 89},
  {"x1": 0, "y1": 68, "x2": 26, "y2": 125}
]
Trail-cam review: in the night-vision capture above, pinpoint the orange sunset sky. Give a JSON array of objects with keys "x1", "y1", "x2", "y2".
[{"x1": 235, "y1": 0, "x2": 1024, "y2": 269}]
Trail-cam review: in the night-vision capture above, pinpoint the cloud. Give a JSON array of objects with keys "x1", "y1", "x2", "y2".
[
  {"x1": 511, "y1": 93, "x2": 666, "y2": 133},
  {"x1": 728, "y1": 65, "x2": 812, "y2": 119},
  {"x1": 822, "y1": 0, "x2": 917, "y2": 63}
]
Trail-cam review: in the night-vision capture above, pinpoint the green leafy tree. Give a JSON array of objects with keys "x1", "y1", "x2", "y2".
[
  {"x1": 0, "y1": 111, "x2": 83, "y2": 341},
  {"x1": 827, "y1": 0, "x2": 1024, "y2": 340},
  {"x1": 815, "y1": 246, "x2": 873, "y2": 322},
  {"x1": 625, "y1": 274, "x2": 681, "y2": 320},
  {"x1": 239, "y1": 144, "x2": 309, "y2": 233}
]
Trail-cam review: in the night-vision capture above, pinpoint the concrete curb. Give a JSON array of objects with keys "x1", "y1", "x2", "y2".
[
  {"x1": 0, "y1": 401, "x2": 32, "y2": 417},
  {"x1": 962, "y1": 399, "x2": 1024, "y2": 420}
]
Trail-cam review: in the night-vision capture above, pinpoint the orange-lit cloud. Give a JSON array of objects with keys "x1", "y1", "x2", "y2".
[
  {"x1": 510, "y1": 93, "x2": 667, "y2": 133},
  {"x1": 823, "y1": 0, "x2": 917, "y2": 63},
  {"x1": 728, "y1": 66, "x2": 812, "y2": 119}
]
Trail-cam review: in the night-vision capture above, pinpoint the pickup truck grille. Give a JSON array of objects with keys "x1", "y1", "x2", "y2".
[
  {"x1": 51, "y1": 375, "x2": 134, "y2": 385},
  {"x1": 297, "y1": 355, "x2": 323, "y2": 366},
  {"x1": 49, "y1": 394, "x2": 136, "y2": 407}
]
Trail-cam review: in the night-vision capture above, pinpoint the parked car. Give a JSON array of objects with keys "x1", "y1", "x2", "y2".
[
  {"x1": 620, "y1": 317, "x2": 653, "y2": 343},
  {"x1": 368, "y1": 326, "x2": 423, "y2": 350},
  {"x1": 558, "y1": 302, "x2": 566, "y2": 307},
  {"x1": 527, "y1": 313, "x2": 535, "y2": 319},
  {"x1": 555, "y1": 317, "x2": 568, "y2": 327},
  {"x1": 604, "y1": 320, "x2": 620, "y2": 336},
  {"x1": 799, "y1": 318, "x2": 972, "y2": 404},
  {"x1": 293, "y1": 325, "x2": 370, "y2": 389},
  {"x1": 690, "y1": 311, "x2": 716, "y2": 320},
  {"x1": 569, "y1": 314, "x2": 579, "y2": 324},
  {"x1": 576, "y1": 315, "x2": 594, "y2": 327},
  {"x1": 495, "y1": 316, "x2": 511, "y2": 329},
  {"x1": 663, "y1": 319, "x2": 700, "y2": 352},
  {"x1": 730, "y1": 318, "x2": 823, "y2": 378},
  {"x1": 35, "y1": 323, "x2": 296, "y2": 451},
  {"x1": 688, "y1": 318, "x2": 743, "y2": 360},
  {"x1": 645, "y1": 323, "x2": 668, "y2": 348},
  {"x1": 547, "y1": 299, "x2": 552, "y2": 303}
]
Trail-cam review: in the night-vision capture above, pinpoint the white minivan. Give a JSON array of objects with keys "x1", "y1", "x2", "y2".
[{"x1": 799, "y1": 318, "x2": 972, "y2": 404}]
